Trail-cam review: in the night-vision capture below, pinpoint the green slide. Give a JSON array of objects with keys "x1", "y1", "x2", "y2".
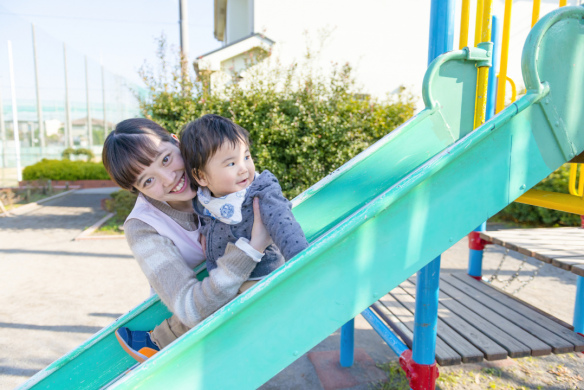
[{"x1": 19, "y1": 6, "x2": 584, "y2": 390}]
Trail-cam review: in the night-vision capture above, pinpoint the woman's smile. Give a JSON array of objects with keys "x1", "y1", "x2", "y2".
[{"x1": 170, "y1": 173, "x2": 187, "y2": 194}]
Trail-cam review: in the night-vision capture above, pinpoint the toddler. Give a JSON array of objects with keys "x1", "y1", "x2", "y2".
[{"x1": 180, "y1": 114, "x2": 308, "y2": 283}]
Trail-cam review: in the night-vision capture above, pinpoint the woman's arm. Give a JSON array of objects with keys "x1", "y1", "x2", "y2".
[{"x1": 125, "y1": 198, "x2": 271, "y2": 328}]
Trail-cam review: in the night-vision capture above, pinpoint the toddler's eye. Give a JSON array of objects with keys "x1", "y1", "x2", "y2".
[
  {"x1": 144, "y1": 178, "x2": 153, "y2": 187},
  {"x1": 227, "y1": 162, "x2": 235, "y2": 167},
  {"x1": 162, "y1": 155, "x2": 170, "y2": 164}
]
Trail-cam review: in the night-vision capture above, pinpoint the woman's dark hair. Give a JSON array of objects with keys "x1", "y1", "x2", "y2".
[
  {"x1": 179, "y1": 114, "x2": 250, "y2": 189},
  {"x1": 102, "y1": 118, "x2": 178, "y2": 192}
]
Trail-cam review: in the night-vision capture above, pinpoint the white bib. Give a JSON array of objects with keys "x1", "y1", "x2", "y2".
[{"x1": 197, "y1": 186, "x2": 248, "y2": 225}]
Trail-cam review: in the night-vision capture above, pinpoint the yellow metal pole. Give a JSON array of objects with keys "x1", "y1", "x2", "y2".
[
  {"x1": 495, "y1": 0, "x2": 512, "y2": 113},
  {"x1": 532, "y1": 0, "x2": 541, "y2": 27},
  {"x1": 516, "y1": 190, "x2": 584, "y2": 215},
  {"x1": 460, "y1": 0, "x2": 471, "y2": 49},
  {"x1": 559, "y1": 0, "x2": 567, "y2": 6},
  {"x1": 473, "y1": 0, "x2": 493, "y2": 129},
  {"x1": 474, "y1": 0, "x2": 484, "y2": 47}
]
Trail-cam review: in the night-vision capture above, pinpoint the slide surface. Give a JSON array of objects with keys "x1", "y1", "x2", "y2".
[{"x1": 19, "y1": 6, "x2": 584, "y2": 390}]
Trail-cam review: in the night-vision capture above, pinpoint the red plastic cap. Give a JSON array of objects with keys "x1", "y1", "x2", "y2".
[
  {"x1": 399, "y1": 349, "x2": 440, "y2": 390},
  {"x1": 468, "y1": 231, "x2": 488, "y2": 250}
]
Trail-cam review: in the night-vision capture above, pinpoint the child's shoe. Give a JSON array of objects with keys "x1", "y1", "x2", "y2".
[{"x1": 115, "y1": 327, "x2": 160, "y2": 363}]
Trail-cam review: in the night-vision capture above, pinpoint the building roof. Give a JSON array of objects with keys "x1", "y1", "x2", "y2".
[{"x1": 195, "y1": 33, "x2": 275, "y2": 73}]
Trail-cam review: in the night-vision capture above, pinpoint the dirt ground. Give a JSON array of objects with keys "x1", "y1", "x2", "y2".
[{"x1": 1, "y1": 190, "x2": 582, "y2": 389}]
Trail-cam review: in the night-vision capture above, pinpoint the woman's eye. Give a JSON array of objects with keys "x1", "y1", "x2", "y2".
[
  {"x1": 144, "y1": 178, "x2": 153, "y2": 187},
  {"x1": 245, "y1": 155, "x2": 251, "y2": 160}
]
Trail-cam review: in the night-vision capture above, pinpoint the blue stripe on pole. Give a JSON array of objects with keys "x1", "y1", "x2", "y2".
[{"x1": 361, "y1": 308, "x2": 408, "y2": 357}]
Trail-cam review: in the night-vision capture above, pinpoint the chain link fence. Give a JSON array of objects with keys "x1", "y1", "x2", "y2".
[{"x1": 0, "y1": 12, "x2": 143, "y2": 187}]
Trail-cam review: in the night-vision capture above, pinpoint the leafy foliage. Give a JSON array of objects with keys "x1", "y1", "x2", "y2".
[
  {"x1": 22, "y1": 159, "x2": 110, "y2": 181},
  {"x1": 101, "y1": 190, "x2": 138, "y2": 232},
  {"x1": 103, "y1": 190, "x2": 137, "y2": 219},
  {"x1": 62, "y1": 147, "x2": 95, "y2": 162},
  {"x1": 138, "y1": 37, "x2": 415, "y2": 199}
]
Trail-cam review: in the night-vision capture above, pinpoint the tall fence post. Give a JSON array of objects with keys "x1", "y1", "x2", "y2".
[
  {"x1": 32, "y1": 24, "x2": 45, "y2": 155},
  {"x1": 8, "y1": 41, "x2": 22, "y2": 182},
  {"x1": 101, "y1": 60, "x2": 107, "y2": 137},
  {"x1": 0, "y1": 79, "x2": 6, "y2": 184},
  {"x1": 85, "y1": 55, "x2": 92, "y2": 149},
  {"x1": 63, "y1": 43, "x2": 72, "y2": 148}
]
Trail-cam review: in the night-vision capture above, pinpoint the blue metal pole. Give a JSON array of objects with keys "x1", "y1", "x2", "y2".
[
  {"x1": 361, "y1": 308, "x2": 408, "y2": 357},
  {"x1": 408, "y1": 1, "x2": 454, "y2": 386},
  {"x1": 340, "y1": 319, "x2": 355, "y2": 367},
  {"x1": 485, "y1": 16, "x2": 500, "y2": 120},
  {"x1": 427, "y1": 0, "x2": 455, "y2": 62},
  {"x1": 574, "y1": 276, "x2": 584, "y2": 334},
  {"x1": 468, "y1": 222, "x2": 486, "y2": 278},
  {"x1": 468, "y1": 16, "x2": 499, "y2": 279},
  {"x1": 412, "y1": 257, "x2": 441, "y2": 365}
]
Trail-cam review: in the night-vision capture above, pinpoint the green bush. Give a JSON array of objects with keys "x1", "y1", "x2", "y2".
[
  {"x1": 62, "y1": 147, "x2": 95, "y2": 161},
  {"x1": 491, "y1": 164, "x2": 581, "y2": 227},
  {"x1": 102, "y1": 190, "x2": 138, "y2": 230},
  {"x1": 103, "y1": 190, "x2": 137, "y2": 218},
  {"x1": 22, "y1": 159, "x2": 110, "y2": 181},
  {"x1": 139, "y1": 38, "x2": 416, "y2": 199}
]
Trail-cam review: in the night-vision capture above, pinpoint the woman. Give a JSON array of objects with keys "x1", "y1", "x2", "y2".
[{"x1": 102, "y1": 118, "x2": 271, "y2": 362}]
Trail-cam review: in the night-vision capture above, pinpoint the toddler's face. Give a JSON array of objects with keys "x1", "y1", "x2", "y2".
[{"x1": 195, "y1": 140, "x2": 255, "y2": 197}]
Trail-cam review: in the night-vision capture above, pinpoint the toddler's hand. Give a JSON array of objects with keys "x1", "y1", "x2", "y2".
[{"x1": 250, "y1": 197, "x2": 273, "y2": 253}]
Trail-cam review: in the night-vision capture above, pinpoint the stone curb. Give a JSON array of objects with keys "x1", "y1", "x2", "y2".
[
  {"x1": 1, "y1": 189, "x2": 79, "y2": 217},
  {"x1": 74, "y1": 212, "x2": 126, "y2": 241}
]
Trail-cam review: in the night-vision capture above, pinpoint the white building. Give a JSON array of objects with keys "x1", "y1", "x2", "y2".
[{"x1": 195, "y1": 0, "x2": 580, "y2": 106}]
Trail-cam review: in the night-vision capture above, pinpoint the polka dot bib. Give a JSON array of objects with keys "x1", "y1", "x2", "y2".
[{"x1": 196, "y1": 186, "x2": 248, "y2": 225}]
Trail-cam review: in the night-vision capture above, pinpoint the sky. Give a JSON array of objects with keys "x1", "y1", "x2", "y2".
[{"x1": 0, "y1": 0, "x2": 222, "y2": 88}]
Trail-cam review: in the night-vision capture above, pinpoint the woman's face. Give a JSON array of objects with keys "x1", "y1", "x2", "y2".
[{"x1": 133, "y1": 136, "x2": 197, "y2": 204}]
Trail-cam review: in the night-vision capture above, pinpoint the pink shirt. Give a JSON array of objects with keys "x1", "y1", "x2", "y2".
[{"x1": 125, "y1": 194, "x2": 204, "y2": 270}]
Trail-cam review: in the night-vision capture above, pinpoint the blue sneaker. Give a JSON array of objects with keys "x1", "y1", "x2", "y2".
[{"x1": 115, "y1": 327, "x2": 160, "y2": 363}]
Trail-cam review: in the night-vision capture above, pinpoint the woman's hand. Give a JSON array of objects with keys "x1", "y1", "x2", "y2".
[{"x1": 250, "y1": 197, "x2": 272, "y2": 253}]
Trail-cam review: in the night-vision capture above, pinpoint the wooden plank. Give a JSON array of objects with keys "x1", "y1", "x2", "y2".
[
  {"x1": 479, "y1": 235, "x2": 553, "y2": 263},
  {"x1": 572, "y1": 265, "x2": 584, "y2": 277},
  {"x1": 451, "y1": 273, "x2": 584, "y2": 351},
  {"x1": 551, "y1": 258, "x2": 584, "y2": 271},
  {"x1": 441, "y1": 274, "x2": 572, "y2": 354},
  {"x1": 404, "y1": 279, "x2": 531, "y2": 359},
  {"x1": 480, "y1": 229, "x2": 584, "y2": 271},
  {"x1": 397, "y1": 282, "x2": 508, "y2": 361},
  {"x1": 378, "y1": 290, "x2": 462, "y2": 366},
  {"x1": 438, "y1": 277, "x2": 552, "y2": 356},
  {"x1": 385, "y1": 286, "x2": 484, "y2": 364}
]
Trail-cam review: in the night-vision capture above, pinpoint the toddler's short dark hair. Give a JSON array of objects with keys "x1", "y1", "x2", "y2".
[{"x1": 180, "y1": 114, "x2": 250, "y2": 188}]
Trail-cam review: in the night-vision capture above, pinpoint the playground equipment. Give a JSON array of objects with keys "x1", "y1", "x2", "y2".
[
  {"x1": 19, "y1": 3, "x2": 584, "y2": 390},
  {"x1": 464, "y1": 0, "x2": 584, "y2": 345}
]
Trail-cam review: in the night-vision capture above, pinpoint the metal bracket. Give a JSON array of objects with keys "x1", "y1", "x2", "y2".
[
  {"x1": 540, "y1": 87, "x2": 577, "y2": 161},
  {"x1": 464, "y1": 42, "x2": 493, "y2": 68}
]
